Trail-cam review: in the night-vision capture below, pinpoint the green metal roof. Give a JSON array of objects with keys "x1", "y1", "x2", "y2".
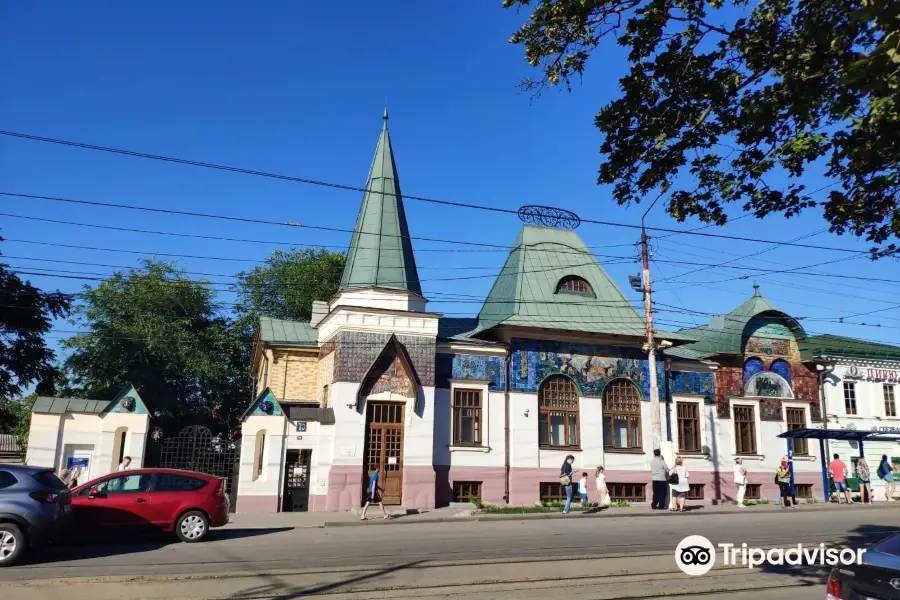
[
  {"x1": 665, "y1": 283, "x2": 805, "y2": 359},
  {"x1": 801, "y1": 334, "x2": 900, "y2": 361},
  {"x1": 339, "y1": 110, "x2": 422, "y2": 295},
  {"x1": 475, "y1": 225, "x2": 691, "y2": 341},
  {"x1": 258, "y1": 316, "x2": 318, "y2": 347}
]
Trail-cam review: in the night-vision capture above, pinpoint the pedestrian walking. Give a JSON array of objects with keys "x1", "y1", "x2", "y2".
[
  {"x1": 360, "y1": 468, "x2": 388, "y2": 520},
  {"x1": 669, "y1": 457, "x2": 690, "y2": 513},
  {"x1": 733, "y1": 458, "x2": 748, "y2": 506},
  {"x1": 877, "y1": 455, "x2": 895, "y2": 501},
  {"x1": 117, "y1": 456, "x2": 131, "y2": 472},
  {"x1": 649, "y1": 449, "x2": 669, "y2": 510},
  {"x1": 578, "y1": 472, "x2": 589, "y2": 506},
  {"x1": 67, "y1": 468, "x2": 81, "y2": 490},
  {"x1": 828, "y1": 453, "x2": 852, "y2": 504},
  {"x1": 560, "y1": 455, "x2": 575, "y2": 514},
  {"x1": 58, "y1": 468, "x2": 71, "y2": 487},
  {"x1": 776, "y1": 458, "x2": 795, "y2": 508},
  {"x1": 595, "y1": 466, "x2": 610, "y2": 507},
  {"x1": 856, "y1": 458, "x2": 873, "y2": 504}
]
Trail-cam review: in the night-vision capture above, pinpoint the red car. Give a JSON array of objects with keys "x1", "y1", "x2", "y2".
[{"x1": 70, "y1": 468, "x2": 229, "y2": 542}]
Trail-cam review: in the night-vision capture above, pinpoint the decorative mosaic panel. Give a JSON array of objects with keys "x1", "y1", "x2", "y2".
[
  {"x1": 333, "y1": 331, "x2": 435, "y2": 387},
  {"x1": 769, "y1": 359, "x2": 792, "y2": 385},
  {"x1": 669, "y1": 371, "x2": 715, "y2": 403},
  {"x1": 360, "y1": 354, "x2": 416, "y2": 398},
  {"x1": 715, "y1": 367, "x2": 744, "y2": 419},
  {"x1": 744, "y1": 337, "x2": 792, "y2": 357},
  {"x1": 760, "y1": 397, "x2": 783, "y2": 421},
  {"x1": 508, "y1": 339, "x2": 663, "y2": 399},
  {"x1": 448, "y1": 354, "x2": 505, "y2": 390},
  {"x1": 744, "y1": 371, "x2": 793, "y2": 398}
]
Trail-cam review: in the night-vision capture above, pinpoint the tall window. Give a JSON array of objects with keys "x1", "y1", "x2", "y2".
[
  {"x1": 733, "y1": 405, "x2": 757, "y2": 455},
  {"x1": 884, "y1": 385, "x2": 897, "y2": 418},
  {"x1": 785, "y1": 407, "x2": 808, "y2": 455},
  {"x1": 538, "y1": 376, "x2": 580, "y2": 448},
  {"x1": 252, "y1": 430, "x2": 266, "y2": 481},
  {"x1": 843, "y1": 382, "x2": 857, "y2": 415},
  {"x1": 452, "y1": 388, "x2": 482, "y2": 446},
  {"x1": 603, "y1": 379, "x2": 642, "y2": 451},
  {"x1": 676, "y1": 402, "x2": 701, "y2": 452}
]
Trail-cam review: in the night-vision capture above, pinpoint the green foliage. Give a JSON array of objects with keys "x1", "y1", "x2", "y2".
[
  {"x1": 62, "y1": 260, "x2": 251, "y2": 433},
  {"x1": 0, "y1": 239, "x2": 72, "y2": 398},
  {"x1": 0, "y1": 394, "x2": 36, "y2": 445},
  {"x1": 505, "y1": 0, "x2": 900, "y2": 248},
  {"x1": 235, "y1": 249, "x2": 346, "y2": 323},
  {"x1": 612, "y1": 500, "x2": 631, "y2": 508}
]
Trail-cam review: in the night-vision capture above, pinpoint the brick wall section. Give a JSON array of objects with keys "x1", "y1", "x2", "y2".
[
  {"x1": 317, "y1": 351, "x2": 335, "y2": 406},
  {"x1": 715, "y1": 366, "x2": 743, "y2": 419},
  {"x1": 270, "y1": 348, "x2": 320, "y2": 402}
]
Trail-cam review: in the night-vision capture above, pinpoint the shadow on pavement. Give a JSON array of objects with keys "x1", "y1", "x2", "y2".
[
  {"x1": 756, "y1": 524, "x2": 900, "y2": 587},
  {"x1": 230, "y1": 560, "x2": 426, "y2": 599},
  {"x1": 29, "y1": 527, "x2": 293, "y2": 565}
]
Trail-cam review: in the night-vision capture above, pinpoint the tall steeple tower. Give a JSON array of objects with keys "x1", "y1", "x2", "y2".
[{"x1": 338, "y1": 109, "x2": 422, "y2": 297}]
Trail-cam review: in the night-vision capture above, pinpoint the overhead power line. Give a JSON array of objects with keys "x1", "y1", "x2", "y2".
[{"x1": 0, "y1": 133, "x2": 878, "y2": 254}]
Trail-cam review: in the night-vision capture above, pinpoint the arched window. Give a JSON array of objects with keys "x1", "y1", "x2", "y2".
[
  {"x1": 743, "y1": 357, "x2": 764, "y2": 383},
  {"x1": 603, "y1": 379, "x2": 642, "y2": 450},
  {"x1": 769, "y1": 359, "x2": 792, "y2": 386},
  {"x1": 538, "y1": 375, "x2": 579, "y2": 448},
  {"x1": 555, "y1": 275, "x2": 594, "y2": 295},
  {"x1": 252, "y1": 430, "x2": 266, "y2": 481},
  {"x1": 111, "y1": 427, "x2": 128, "y2": 471}
]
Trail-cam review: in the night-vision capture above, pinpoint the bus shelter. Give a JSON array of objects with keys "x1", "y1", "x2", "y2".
[{"x1": 777, "y1": 428, "x2": 900, "y2": 502}]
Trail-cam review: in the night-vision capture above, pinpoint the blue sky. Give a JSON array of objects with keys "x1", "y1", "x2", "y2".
[{"x1": 1, "y1": 1, "x2": 898, "y2": 355}]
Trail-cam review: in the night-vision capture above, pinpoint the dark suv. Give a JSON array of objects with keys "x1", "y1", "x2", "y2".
[{"x1": 0, "y1": 464, "x2": 71, "y2": 566}]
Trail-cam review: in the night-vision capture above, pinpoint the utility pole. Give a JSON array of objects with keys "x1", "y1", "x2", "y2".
[{"x1": 640, "y1": 227, "x2": 661, "y2": 449}]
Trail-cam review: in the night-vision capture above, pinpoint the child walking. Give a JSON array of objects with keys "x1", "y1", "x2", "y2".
[
  {"x1": 578, "y1": 472, "x2": 589, "y2": 506},
  {"x1": 595, "y1": 466, "x2": 610, "y2": 507}
]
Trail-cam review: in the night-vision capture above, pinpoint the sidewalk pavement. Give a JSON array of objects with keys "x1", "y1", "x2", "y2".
[{"x1": 224, "y1": 499, "x2": 898, "y2": 530}]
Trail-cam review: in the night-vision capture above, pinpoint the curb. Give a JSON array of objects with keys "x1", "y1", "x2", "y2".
[{"x1": 323, "y1": 502, "x2": 898, "y2": 527}]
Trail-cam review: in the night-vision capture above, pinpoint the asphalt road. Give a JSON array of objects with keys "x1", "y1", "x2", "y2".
[{"x1": 2, "y1": 509, "x2": 897, "y2": 599}]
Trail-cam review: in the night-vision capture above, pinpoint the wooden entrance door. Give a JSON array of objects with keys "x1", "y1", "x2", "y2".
[{"x1": 363, "y1": 402, "x2": 404, "y2": 505}]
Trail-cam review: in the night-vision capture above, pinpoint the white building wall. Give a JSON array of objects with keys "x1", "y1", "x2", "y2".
[{"x1": 237, "y1": 414, "x2": 287, "y2": 513}]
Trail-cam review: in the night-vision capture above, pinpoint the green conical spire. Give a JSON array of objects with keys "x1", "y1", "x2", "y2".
[{"x1": 339, "y1": 111, "x2": 422, "y2": 295}]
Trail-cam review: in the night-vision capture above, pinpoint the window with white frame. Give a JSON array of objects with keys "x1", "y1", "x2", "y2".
[
  {"x1": 843, "y1": 382, "x2": 857, "y2": 415},
  {"x1": 884, "y1": 384, "x2": 897, "y2": 418},
  {"x1": 785, "y1": 406, "x2": 808, "y2": 455},
  {"x1": 452, "y1": 388, "x2": 483, "y2": 446},
  {"x1": 539, "y1": 375, "x2": 580, "y2": 448},
  {"x1": 676, "y1": 401, "x2": 701, "y2": 453},
  {"x1": 733, "y1": 404, "x2": 757, "y2": 455}
]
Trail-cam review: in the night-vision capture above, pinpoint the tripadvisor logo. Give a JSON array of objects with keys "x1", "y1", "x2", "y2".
[{"x1": 675, "y1": 536, "x2": 867, "y2": 576}]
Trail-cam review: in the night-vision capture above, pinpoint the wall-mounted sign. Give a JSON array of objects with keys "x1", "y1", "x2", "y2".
[
  {"x1": 388, "y1": 456, "x2": 397, "y2": 465},
  {"x1": 296, "y1": 422, "x2": 307, "y2": 433},
  {"x1": 845, "y1": 366, "x2": 899, "y2": 382},
  {"x1": 877, "y1": 426, "x2": 900, "y2": 433}
]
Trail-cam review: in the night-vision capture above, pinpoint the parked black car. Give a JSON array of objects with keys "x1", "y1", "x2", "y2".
[
  {"x1": 826, "y1": 532, "x2": 900, "y2": 599},
  {"x1": 0, "y1": 464, "x2": 71, "y2": 566}
]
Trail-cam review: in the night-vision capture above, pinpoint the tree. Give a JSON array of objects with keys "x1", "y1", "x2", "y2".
[
  {"x1": 0, "y1": 394, "x2": 37, "y2": 445},
  {"x1": 62, "y1": 260, "x2": 250, "y2": 434},
  {"x1": 505, "y1": 0, "x2": 900, "y2": 248},
  {"x1": 235, "y1": 248, "x2": 346, "y2": 322},
  {"x1": 0, "y1": 238, "x2": 71, "y2": 398}
]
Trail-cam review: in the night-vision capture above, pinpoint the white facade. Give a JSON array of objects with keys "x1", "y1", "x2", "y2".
[{"x1": 823, "y1": 360, "x2": 900, "y2": 500}]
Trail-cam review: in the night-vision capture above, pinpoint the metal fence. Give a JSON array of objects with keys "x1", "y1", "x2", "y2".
[{"x1": 0, "y1": 434, "x2": 25, "y2": 461}]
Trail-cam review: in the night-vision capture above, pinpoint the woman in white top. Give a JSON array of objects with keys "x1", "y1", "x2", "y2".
[
  {"x1": 595, "y1": 466, "x2": 610, "y2": 507},
  {"x1": 734, "y1": 458, "x2": 748, "y2": 506},
  {"x1": 671, "y1": 456, "x2": 690, "y2": 513}
]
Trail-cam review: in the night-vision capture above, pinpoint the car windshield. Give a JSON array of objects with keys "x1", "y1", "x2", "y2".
[{"x1": 32, "y1": 470, "x2": 68, "y2": 490}]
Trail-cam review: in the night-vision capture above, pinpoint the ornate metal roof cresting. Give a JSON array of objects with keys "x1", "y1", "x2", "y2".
[{"x1": 518, "y1": 205, "x2": 581, "y2": 230}]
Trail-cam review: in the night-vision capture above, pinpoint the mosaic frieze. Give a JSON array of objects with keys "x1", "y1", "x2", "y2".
[
  {"x1": 760, "y1": 397, "x2": 783, "y2": 421},
  {"x1": 333, "y1": 331, "x2": 435, "y2": 387},
  {"x1": 508, "y1": 339, "x2": 663, "y2": 399},
  {"x1": 769, "y1": 359, "x2": 792, "y2": 385},
  {"x1": 745, "y1": 318, "x2": 794, "y2": 339},
  {"x1": 743, "y1": 357, "x2": 765, "y2": 383},
  {"x1": 669, "y1": 371, "x2": 715, "y2": 403},
  {"x1": 744, "y1": 371, "x2": 793, "y2": 398},
  {"x1": 447, "y1": 354, "x2": 505, "y2": 390},
  {"x1": 744, "y1": 336, "x2": 792, "y2": 357},
  {"x1": 360, "y1": 354, "x2": 416, "y2": 398},
  {"x1": 715, "y1": 367, "x2": 744, "y2": 419}
]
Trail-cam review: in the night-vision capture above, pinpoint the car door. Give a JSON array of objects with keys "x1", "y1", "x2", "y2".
[
  {"x1": 146, "y1": 473, "x2": 209, "y2": 528},
  {"x1": 72, "y1": 473, "x2": 154, "y2": 534}
]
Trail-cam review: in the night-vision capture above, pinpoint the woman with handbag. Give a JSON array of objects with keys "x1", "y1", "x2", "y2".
[
  {"x1": 669, "y1": 456, "x2": 690, "y2": 513},
  {"x1": 560, "y1": 455, "x2": 575, "y2": 514}
]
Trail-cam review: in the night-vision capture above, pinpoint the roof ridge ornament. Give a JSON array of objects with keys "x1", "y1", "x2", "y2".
[
  {"x1": 753, "y1": 281, "x2": 761, "y2": 296},
  {"x1": 517, "y1": 205, "x2": 581, "y2": 230}
]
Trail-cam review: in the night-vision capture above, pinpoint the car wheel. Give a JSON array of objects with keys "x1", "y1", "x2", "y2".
[
  {"x1": 175, "y1": 511, "x2": 208, "y2": 543},
  {"x1": 0, "y1": 523, "x2": 25, "y2": 567}
]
